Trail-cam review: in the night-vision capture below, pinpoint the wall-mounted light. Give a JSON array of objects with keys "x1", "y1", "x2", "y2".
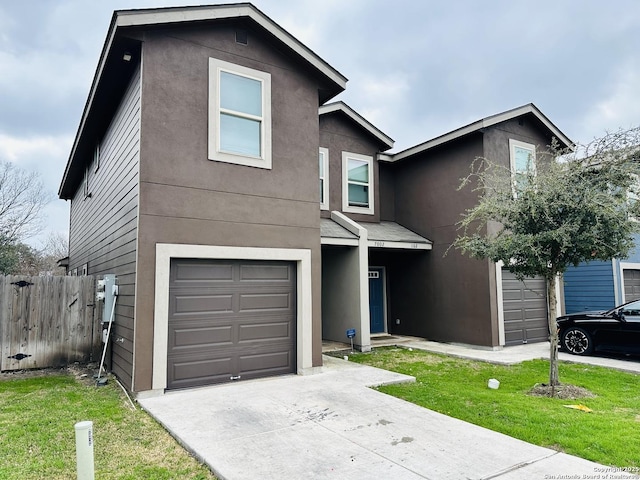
[{"x1": 122, "y1": 52, "x2": 132, "y2": 62}]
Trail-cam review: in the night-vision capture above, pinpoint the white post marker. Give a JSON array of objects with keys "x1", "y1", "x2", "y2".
[{"x1": 75, "y1": 421, "x2": 95, "y2": 480}]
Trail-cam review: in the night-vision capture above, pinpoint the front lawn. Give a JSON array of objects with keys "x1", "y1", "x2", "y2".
[
  {"x1": 0, "y1": 370, "x2": 216, "y2": 480},
  {"x1": 347, "y1": 347, "x2": 640, "y2": 467}
]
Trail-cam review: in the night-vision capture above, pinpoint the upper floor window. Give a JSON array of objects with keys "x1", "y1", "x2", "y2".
[
  {"x1": 208, "y1": 58, "x2": 272, "y2": 169},
  {"x1": 319, "y1": 147, "x2": 329, "y2": 210},
  {"x1": 342, "y1": 152, "x2": 374, "y2": 215},
  {"x1": 509, "y1": 139, "x2": 536, "y2": 196},
  {"x1": 94, "y1": 144, "x2": 100, "y2": 173}
]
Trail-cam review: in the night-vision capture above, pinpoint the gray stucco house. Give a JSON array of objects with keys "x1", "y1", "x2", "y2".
[{"x1": 59, "y1": 3, "x2": 573, "y2": 395}]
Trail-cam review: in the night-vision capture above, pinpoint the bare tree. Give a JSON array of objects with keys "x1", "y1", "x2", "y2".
[
  {"x1": 38, "y1": 231, "x2": 69, "y2": 275},
  {"x1": 0, "y1": 160, "x2": 51, "y2": 244}
]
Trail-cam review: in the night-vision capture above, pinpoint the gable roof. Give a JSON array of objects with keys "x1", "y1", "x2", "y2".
[
  {"x1": 59, "y1": 3, "x2": 347, "y2": 199},
  {"x1": 114, "y1": 4, "x2": 347, "y2": 88},
  {"x1": 389, "y1": 103, "x2": 574, "y2": 163},
  {"x1": 319, "y1": 101, "x2": 394, "y2": 151}
]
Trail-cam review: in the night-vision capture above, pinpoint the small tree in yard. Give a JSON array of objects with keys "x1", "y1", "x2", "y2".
[{"x1": 454, "y1": 127, "x2": 640, "y2": 391}]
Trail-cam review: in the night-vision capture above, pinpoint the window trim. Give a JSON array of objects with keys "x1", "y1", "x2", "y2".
[
  {"x1": 509, "y1": 139, "x2": 536, "y2": 197},
  {"x1": 319, "y1": 147, "x2": 329, "y2": 210},
  {"x1": 342, "y1": 151, "x2": 374, "y2": 215},
  {"x1": 208, "y1": 58, "x2": 272, "y2": 169}
]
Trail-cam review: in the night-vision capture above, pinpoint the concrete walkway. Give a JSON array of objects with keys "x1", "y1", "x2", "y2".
[{"x1": 139, "y1": 345, "x2": 640, "y2": 480}]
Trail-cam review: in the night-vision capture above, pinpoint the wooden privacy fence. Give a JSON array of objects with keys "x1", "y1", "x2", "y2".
[{"x1": 0, "y1": 275, "x2": 102, "y2": 371}]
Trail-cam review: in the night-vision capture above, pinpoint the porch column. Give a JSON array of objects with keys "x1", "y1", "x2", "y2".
[{"x1": 331, "y1": 211, "x2": 371, "y2": 351}]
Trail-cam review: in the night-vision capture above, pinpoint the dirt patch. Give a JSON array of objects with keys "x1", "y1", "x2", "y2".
[
  {"x1": 528, "y1": 383, "x2": 596, "y2": 399},
  {"x1": 0, "y1": 362, "x2": 100, "y2": 384}
]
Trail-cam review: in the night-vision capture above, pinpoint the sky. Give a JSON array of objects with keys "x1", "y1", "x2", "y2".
[{"x1": 1, "y1": 0, "x2": 639, "y2": 249}]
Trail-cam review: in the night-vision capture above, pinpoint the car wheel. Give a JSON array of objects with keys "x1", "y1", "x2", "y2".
[{"x1": 561, "y1": 327, "x2": 594, "y2": 355}]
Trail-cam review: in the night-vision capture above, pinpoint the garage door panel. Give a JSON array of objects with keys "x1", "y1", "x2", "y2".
[
  {"x1": 169, "y1": 356, "x2": 233, "y2": 389},
  {"x1": 238, "y1": 320, "x2": 292, "y2": 342},
  {"x1": 168, "y1": 259, "x2": 296, "y2": 390},
  {"x1": 173, "y1": 294, "x2": 234, "y2": 315},
  {"x1": 169, "y1": 324, "x2": 233, "y2": 350},
  {"x1": 172, "y1": 262, "x2": 234, "y2": 282},
  {"x1": 239, "y1": 292, "x2": 293, "y2": 312},
  {"x1": 505, "y1": 330, "x2": 524, "y2": 344},
  {"x1": 240, "y1": 264, "x2": 292, "y2": 282},
  {"x1": 238, "y1": 351, "x2": 293, "y2": 377},
  {"x1": 524, "y1": 326, "x2": 549, "y2": 342}
]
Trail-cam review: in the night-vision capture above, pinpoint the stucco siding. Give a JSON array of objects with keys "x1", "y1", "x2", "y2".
[
  {"x1": 390, "y1": 134, "x2": 494, "y2": 345},
  {"x1": 68, "y1": 64, "x2": 141, "y2": 388},
  {"x1": 131, "y1": 23, "x2": 323, "y2": 392}
]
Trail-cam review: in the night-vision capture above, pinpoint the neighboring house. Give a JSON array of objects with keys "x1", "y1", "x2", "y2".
[
  {"x1": 564, "y1": 234, "x2": 640, "y2": 313},
  {"x1": 59, "y1": 4, "x2": 574, "y2": 395},
  {"x1": 376, "y1": 104, "x2": 573, "y2": 348}
]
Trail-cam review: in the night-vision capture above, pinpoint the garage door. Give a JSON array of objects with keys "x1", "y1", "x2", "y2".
[
  {"x1": 623, "y1": 269, "x2": 640, "y2": 301},
  {"x1": 502, "y1": 270, "x2": 548, "y2": 346},
  {"x1": 167, "y1": 259, "x2": 296, "y2": 390}
]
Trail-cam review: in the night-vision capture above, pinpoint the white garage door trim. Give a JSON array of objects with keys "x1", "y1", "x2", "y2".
[
  {"x1": 495, "y1": 261, "x2": 562, "y2": 346},
  {"x1": 152, "y1": 244, "x2": 313, "y2": 392}
]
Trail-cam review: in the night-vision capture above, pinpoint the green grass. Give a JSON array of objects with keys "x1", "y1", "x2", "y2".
[
  {"x1": 347, "y1": 347, "x2": 640, "y2": 467},
  {"x1": 0, "y1": 373, "x2": 216, "y2": 480}
]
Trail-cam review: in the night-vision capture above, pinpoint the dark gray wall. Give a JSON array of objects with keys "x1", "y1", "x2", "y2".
[
  {"x1": 319, "y1": 112, "x2": 382, "y2": 223},
  {"x1": 68, "y1": 65, "x2": 141, "y2": 387},
  {"x1": 378, "y1": 162, "x2": 395, "y2": 221},
  {"x1": 483, "y1": 114, "x2": 556, "y2": 166},
  {"x1": 322, "y1": 246, "x2": 362, "y2": 342},
  {"x1": 390, "y1": 133, "x2": 497, "y2": 346},
  {"x1": 133, "y1": 22, "x2": 325, "y2": 391},
  {"x1": 386, "y1": 116, "x2": 562, "y2": 347}
]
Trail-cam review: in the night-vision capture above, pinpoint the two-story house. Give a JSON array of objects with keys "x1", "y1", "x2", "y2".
[
  {"x1": 318, "y1": 103, "x2": 573, "y2": 351},
  {"x1": 380, "y1": 104, "x2": 573, "y2": 347},
  {"x1": 58, "y1": 4, "x2": 348, "y2": 394},
  {"x1": 59, "y1": 4, "x2": 574, "y2": 395}
]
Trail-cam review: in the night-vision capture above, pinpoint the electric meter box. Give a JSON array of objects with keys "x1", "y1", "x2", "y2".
[{"x1": 102, "y1": 274, "x2": 117, "y2": 324}]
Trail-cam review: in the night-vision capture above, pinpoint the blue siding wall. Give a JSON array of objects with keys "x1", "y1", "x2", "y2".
[{"x1": 563, "y1": 260, "x2": 615, "y2": 313}]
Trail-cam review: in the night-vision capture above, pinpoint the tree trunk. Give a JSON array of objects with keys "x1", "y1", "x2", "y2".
[{"x1": 547, "y1": 276, "x2": 560, "y2": 388}]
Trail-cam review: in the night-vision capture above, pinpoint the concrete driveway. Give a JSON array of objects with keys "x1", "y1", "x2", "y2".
[{"x1": 138, "y1": 354, "x2": 626, "y2": 480}]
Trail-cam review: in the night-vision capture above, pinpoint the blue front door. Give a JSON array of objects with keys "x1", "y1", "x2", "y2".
[{"x1": 369, "y1": 268, "x2": 385, "y2": 334}]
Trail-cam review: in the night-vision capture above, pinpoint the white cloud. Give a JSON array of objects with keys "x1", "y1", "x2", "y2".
[
  {"x1": 356, "y1": 73, "x2": 411, "y2": 138},
  {"x1": 580, "y1": 59, "x2": 640, "y2": 141},
  {"x1": 0, "y1": 133, "x2": 72, "y2": 166},
  {"x1": 0, "y1": 132, "x2": 73, "y2": 246}
]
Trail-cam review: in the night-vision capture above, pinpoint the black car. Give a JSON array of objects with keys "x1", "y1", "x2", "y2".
[{"x1": 556, "y1": 299, "x2": 640, "y2": 356}]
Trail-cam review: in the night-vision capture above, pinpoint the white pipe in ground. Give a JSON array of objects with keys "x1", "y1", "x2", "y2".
[{"x1": 74, "y1": 421, "x2": 95, "y2": 480}]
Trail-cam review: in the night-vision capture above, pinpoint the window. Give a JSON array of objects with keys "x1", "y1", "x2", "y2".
[
  {"x1": 509, "y1": 139, "x2": 536, "y2": 196},
  {"x1": 319, "y1": 147, "x2": 329, "y2": 210},
  {"x1": 94, "y1": 144, "x2": 100, "y2": 173},
  {"x1": 208, "y1": 58, "x2": 272, "y2": 169},
  {"x1": 83, "y1": 165, "x2": 90, "y2": 199},
  {"x1": 620, "y1": 300, "x2": 640, "y2": 321},
  {"x1": 342, "y1": 152, "x2": 374, "y2": 214}
]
